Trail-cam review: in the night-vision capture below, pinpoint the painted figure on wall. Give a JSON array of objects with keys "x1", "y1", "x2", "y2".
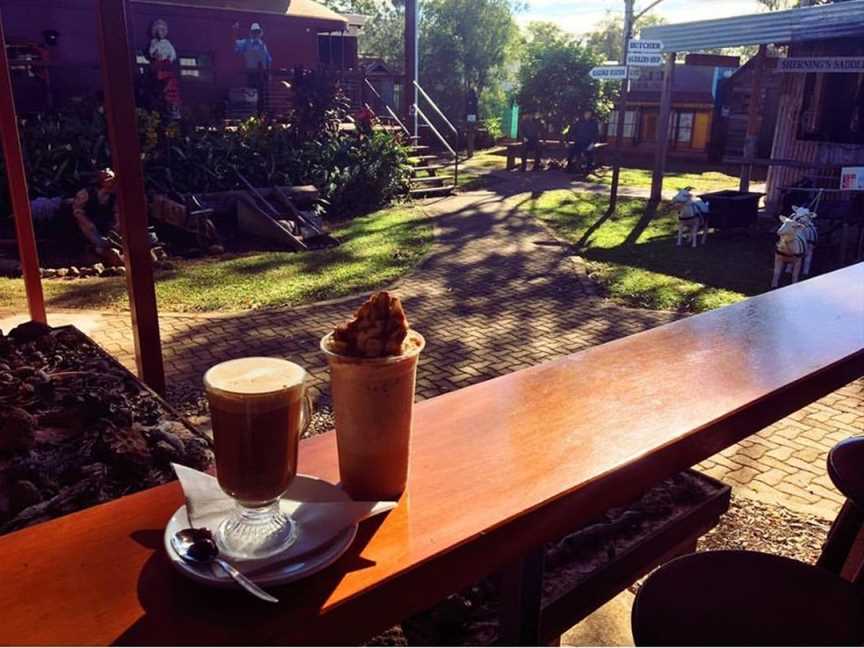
[
  {"x1": 233, "y1": 21, "x2": 272, "y2": 114},
  {"x1": 148, "y1": 18, "x2": 181, "y2": 118}
]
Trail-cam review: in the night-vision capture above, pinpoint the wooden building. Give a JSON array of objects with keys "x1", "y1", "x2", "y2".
[
  {"x1": 766, "y1": 34, "x2": 864, "y2": 208},
  {"x1": 713, "y1": 55, "x2": 781, "y2": 163},
  {"x1": 604, "y1": 54, "x2": 740, "y2": 162},
  {"x1": 641, "y1": 0, "x2": 864, "y2": 210},
  {"x1": 0, "y1": 0, "x2": 356, "y2": 118}
]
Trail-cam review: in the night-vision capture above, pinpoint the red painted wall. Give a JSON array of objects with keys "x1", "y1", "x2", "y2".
[{"x1": 0, "y1": 0, "x2": 353, "y2": 115}]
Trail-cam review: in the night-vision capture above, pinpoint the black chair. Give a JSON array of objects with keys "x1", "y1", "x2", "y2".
[{"x1": 631, "y1": 437, "x2": 864, "y2": 647}]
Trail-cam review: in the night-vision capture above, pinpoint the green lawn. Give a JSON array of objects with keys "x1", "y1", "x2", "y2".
[
  {"x1": 593, "y1": 168, "x2": 744, "y2": 193},
  {"x1": 456, "y1": 149, "x2": 508, "y2": 190},
  {"x1": 0, "y1": 206, "x2": 433, "y2": 313},
  {"x1": 528, "y1": 191, "x2": 774, "y2": 312}
]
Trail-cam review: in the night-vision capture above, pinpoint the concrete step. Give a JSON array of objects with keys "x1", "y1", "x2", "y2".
[
  {"x1": 409, "y1": 185, "x2": 455, "y2": 198},
  {"x1": 410, "y1": 164, "x2": 447, "y2": 175}
]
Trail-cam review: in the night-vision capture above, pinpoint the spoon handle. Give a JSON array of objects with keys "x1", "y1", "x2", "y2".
[{"x1": 215, "y1": 558, "x2": 279, "y2": 603}]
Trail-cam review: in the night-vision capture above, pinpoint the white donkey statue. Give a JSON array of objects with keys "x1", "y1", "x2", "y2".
[
  {"x1": 671, "y1": 187, "x2": 711, "y2": 247},
  {"x1": 790, "y1": 204, "x2": 818, "y2": 273},
  {"x1": 772, "y1": 220, "x2": 809, "y2": 289}
]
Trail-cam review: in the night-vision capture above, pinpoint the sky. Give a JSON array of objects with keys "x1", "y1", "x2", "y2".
[{"x1": 519, "y1": 0, "x2": 768, "y2": 35}]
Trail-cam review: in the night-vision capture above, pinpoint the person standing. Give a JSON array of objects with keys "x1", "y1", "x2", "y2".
[
  {"x1": 232, "y1": 22, "x2": 272, "y2": 115},
  {"x1": 566, "y1": 109, "x2": 600, "y2": 174},
  {"x1": 520, "y1": 112, "x2": 543, "y2": 172}
]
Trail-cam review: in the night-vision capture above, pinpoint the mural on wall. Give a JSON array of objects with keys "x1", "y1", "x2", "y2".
[{"x1": 148, "y1": 18, "x2": 181, "y2": 118}]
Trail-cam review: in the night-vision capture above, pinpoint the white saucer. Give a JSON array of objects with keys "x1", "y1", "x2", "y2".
[{"x1": 164, "y1": 476, "x2": 359, "y2": 588}]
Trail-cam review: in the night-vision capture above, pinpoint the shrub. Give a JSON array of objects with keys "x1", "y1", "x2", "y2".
[{"x1": 0, "y1": 72, "x2": 409, "y2": 222}]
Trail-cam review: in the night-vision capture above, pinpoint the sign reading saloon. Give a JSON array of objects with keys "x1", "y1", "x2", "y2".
[
  {"x1": 590, "y1": 66, "x2": 628, "y2": 80},
  {"x1": 777, "y1": 57, "x2": 864, "y2": 73}
]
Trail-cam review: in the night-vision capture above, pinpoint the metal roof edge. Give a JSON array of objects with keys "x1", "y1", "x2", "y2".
[{"x1": 640, "y1": 0, "x2": 864, "y2": 52}]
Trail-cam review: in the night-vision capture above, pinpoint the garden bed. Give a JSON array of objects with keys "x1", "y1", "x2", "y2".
[
  {"x1": 0, "y1": 322, "x2": 212, "y2": 536},
  {"x1": 374, "y1": 470, "x2": 729, "y2": 646}
]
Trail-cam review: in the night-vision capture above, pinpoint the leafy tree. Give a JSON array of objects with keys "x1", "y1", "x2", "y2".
[
  {"x1": 585, "y1": 11, "x2": 666, "y2": 63},
  {"x1": 418, "y1": 0, "x2": 522, "y2": 126},
  {"x1": 320, "y1": 0, "x2": 404, "y2": 68},
  {"x1": 517, "y1": 22, "x2": 611, "y2": 136}
]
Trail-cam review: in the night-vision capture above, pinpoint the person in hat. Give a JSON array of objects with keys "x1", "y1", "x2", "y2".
[
  {"x1": 233, "y1": 21, "x2": 272, "y2": 114},
  {"x1": 70, "y1": 169, "x2": 124, "y2": 266}
]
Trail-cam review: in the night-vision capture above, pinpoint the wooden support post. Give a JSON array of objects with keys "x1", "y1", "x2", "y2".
[
  {"x1": 0, "y1": 10, "x2": 46, "y2": 324},
  {"x1": 403, "y1": 0, "x2": 418, "y2": 135},
  {"x1": 498, "y1": 547, "x2": 547, "y2": 646},
  {"x1": 650, "y1": 52, "x2": 676, "y2": 205},
  {"x1": 608, "y1": 0, "x2": 634, "y2": 211},
  {"x1": 740, "y1": 45, "x2": 767, "y2": 193},
  {"x1": 97, "y1": 0, "x2": 165, "y2": 394}
]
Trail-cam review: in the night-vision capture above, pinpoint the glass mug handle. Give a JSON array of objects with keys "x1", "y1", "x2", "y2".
[{"x1": 299, "y1": 389, "x2": 314, "y2": 436}]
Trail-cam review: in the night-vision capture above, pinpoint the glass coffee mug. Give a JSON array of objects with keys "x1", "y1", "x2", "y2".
[{"x1": 204, "y1": 357, "x2": 313, "y2": 560}]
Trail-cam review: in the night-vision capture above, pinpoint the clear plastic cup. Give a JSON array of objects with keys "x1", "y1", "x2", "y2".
[{"x1": 321, "y1": 331, "x2": 425, "y2": 501}]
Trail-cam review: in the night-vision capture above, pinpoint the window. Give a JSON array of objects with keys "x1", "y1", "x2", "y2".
[
  {"x1": 798, "y1": 72, "x2": 864, "y2": 144},
  {"x1": 608, "y1": 110, "x2": 637, "y2": 138},
  {"x1": 178, "y1": 54, "x2": 212, "y2": 81},
  {"x1": 677, "y1": 112, "x2": 694, "y2": 145},
  {"x1": 643, "y1": 112, "x2": 657, "y2": 141},
  {"x1": 136, "y1": 51, "x2": 213, "y2": 81}
]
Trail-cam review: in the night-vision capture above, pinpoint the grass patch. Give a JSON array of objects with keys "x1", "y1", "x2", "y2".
[
  {"x1": 594, "y1": 168, "x2": 743, "y2": 193},
  {"x1": 456, "y1": 149, "x2": 508, "y2": 191},
  {"x1": 528, "y1": 190, "x2": 773, "y2": 312},
  {"x1": 0, "y1": 206, "x2": 433, "y2": 313}
]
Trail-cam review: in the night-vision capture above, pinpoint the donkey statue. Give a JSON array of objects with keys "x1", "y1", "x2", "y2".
[
  {"x1": 789, "y1": 204, "x2": 818, "y2": 275},
  {"x1": 671, "y1": 187, "x2": 711, "y2": 247}
]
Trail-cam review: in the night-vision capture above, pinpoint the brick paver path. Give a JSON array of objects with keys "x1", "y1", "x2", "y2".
[{"x1": 1, "y1": 185, "x2": 860, "y2": 518}]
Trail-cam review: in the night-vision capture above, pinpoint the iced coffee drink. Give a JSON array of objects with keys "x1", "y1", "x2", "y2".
[
  {"x1": 322, "y1": 292, "x2": 424, "y2": 501},
  {"x1": 204, "y1": 357, "x2": 312, "y2": 559}
]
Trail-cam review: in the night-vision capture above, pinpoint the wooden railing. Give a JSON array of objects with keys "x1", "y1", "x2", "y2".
[{"x1": 0, "y1": 264, "x2": 861, "y2": 645}]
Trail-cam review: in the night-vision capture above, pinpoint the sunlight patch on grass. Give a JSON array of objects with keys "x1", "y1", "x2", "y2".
[
  {"x1": 529, "y1": 190, "x2": 771, "y2": 313},
  {"x1": 0, "y1": 206, "x2": 433, "y2": 313},
  {"x1": 595, "y1": 168, "x2": 743, "y2": 193}
]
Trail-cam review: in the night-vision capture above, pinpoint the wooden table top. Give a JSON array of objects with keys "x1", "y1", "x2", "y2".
[{"x1": 1, "y1": 264, "x2": 862, "y2": 646}]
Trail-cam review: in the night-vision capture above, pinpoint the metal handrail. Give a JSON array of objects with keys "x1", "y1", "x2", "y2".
[
  {"x1": 414, "y1": 80, "x2": 458, "y2": 136},
  {"x1": 415, "y1": 104, "x2": 459, "y2": 188},
  {"x1": 364, "y1": 78, "x2": 410, "y2": 136}
]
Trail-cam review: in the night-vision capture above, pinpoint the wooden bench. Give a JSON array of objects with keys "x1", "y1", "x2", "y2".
[
  {"x1": 0, "y1": 264, "x2": 861, "y2": 645},
  {"x1": 506, "y1": 140, "x2": 608, "y2": 170}
]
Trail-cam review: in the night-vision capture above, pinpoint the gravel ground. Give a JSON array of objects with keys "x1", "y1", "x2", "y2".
[{"x1": 697, "y1": 494, "x2": 831, "y2": 564}]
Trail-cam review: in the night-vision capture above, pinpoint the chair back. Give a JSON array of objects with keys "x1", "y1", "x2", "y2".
[{"x1": 817, "y1": 437, "x2": 864, "y2": 583}]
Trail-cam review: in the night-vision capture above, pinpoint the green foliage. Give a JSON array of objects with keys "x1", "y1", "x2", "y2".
[
  {"x1": 0, "y1": 205, "x2": 433, "y2": 312},
  {"x1": 584, "y1": 11, "x2": 666, "y2": 63},
  {"x1": 483, "y1": 116, "x2": 504, "y2": 141},
  {"x1": 517, "y1": 22, "x2": 611, "y2": 135},
  {"x1": 528, "y1": 191, "x2": 765, "y2": 313},
  {"x1": 0, "y1": 73, "x2": 410, "y2": 221},
  {"x1": 319, "y1": 0, "x2": 405, "y2": 68},
  {"x1": 419, "y1": 0, "x2": 522, "y2": 127}
]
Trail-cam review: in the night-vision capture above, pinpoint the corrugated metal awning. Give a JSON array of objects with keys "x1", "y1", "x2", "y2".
[
  {"x1": 133, "y1": 0, "x2": 349, "y2": 29},
  {"x1": 640, "y1": 0, "x2": 864, "y2": 53}
]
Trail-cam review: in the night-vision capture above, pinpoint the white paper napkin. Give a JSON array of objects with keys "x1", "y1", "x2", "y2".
[{"x1": 171, "y1": 463, "x2": 396, "y2": 570}]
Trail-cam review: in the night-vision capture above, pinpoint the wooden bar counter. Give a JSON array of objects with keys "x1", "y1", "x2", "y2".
[{"x1": 1, "y1": 264, "x2": 862, "y2": 646}]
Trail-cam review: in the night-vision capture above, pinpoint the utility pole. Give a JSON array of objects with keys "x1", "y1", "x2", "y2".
[
  {"x1": 608, "y1": 0, "x2": 634, "y2": 211},
  {"x1": 403, "y1": 0, "x2": 418, "y2": 136}
]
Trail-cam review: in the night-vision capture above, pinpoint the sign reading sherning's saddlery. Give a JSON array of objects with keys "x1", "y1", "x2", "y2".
[{"x1": 777, "y1": 57, "x2": 864, "y2": 73}]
